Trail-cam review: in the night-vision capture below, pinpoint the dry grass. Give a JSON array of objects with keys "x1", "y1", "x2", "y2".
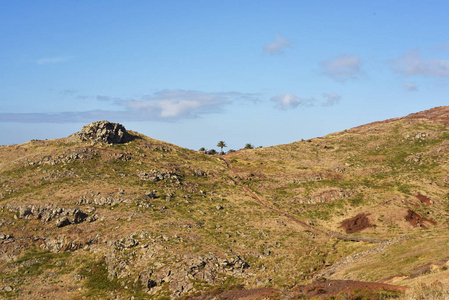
[{"x1": 2, "y1": 108, "x2": 449, "y2": 298}]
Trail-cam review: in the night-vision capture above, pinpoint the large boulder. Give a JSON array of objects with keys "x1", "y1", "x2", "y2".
[{"x1": 69, "y1": 121, "x2": 134, "y2": 144}]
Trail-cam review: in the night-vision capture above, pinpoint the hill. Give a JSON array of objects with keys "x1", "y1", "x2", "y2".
[{"x1": 1, "y1": 108, "x2": 449, "y2": 299}]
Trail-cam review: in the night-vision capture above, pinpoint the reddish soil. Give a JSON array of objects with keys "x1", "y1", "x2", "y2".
[
  {"x1": 405, "y1": 209, "x2": 436, "y2": 228},
  {"x1": 187, "y1": 287, "x2": 279, "y2": 300},
  {"x1": 341, "y1": 213, "x2": 372, "y2": 234},
  {"x1": 188, "y1": 280, "x2": 409, "y2": 299},
  {"x1": 351, "y1": 106, "x2": 449, "y2": 132},
  {"x1": 404, "y1": 106, "x2": 449, "y2": 126},
  {"x1": 292, "y1": 279, "x2": 409, "y2": 298},
  {"x1": 416, "y1": 193, "x2": 432, "y2": 206}
]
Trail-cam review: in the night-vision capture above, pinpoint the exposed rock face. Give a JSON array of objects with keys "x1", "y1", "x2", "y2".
[
  {"x1": 6, "y1": 204, "x2": 91, "y2": 226},
  {"x1": 70, "y1": 121, "x2": 134, "y2": 144},
  {"x1": 299, "y1": 189, "x2": 353, "y2": 204}
]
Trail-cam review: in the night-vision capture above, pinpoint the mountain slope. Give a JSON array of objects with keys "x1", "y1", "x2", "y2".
[
  {"x1": 1, "y1": 109, "x2": 449, "y2": 299},
  {"x1": 225, "y1": 106, "x2": 449, "y2": 290}
]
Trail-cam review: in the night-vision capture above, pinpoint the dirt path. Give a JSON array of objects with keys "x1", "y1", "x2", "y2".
[
  {"x1": 241, "y1": 185, "x2": 328, "y2": 237},
  {"x1": 314, "y1": 236, "x2": 408, "y2": 280},
  {"x1": 220, "y1": 157, "x2": 389, "y2": 244},
  {"x1": 220, "y1": 156, "x2": 409, "y2": 286},
  {"x1": 220, "y1": 157, "x2": 328, "y2": 236}
]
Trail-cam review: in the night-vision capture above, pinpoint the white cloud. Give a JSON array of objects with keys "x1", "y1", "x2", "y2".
[
  {"x1": 389, "y1": 51, "x2": 449, "y2": 77},
  {"x1": 320, "y1": 55, "x2": 362, "y2": 82},
  {"x1": 271, "y1": 93, "x2": 315, "y2": 110},
  {"x1": 126, "y1": 90, "x2": 231, "y2": 119},
  {"x1": 322, "y1": 93, "x2": 341, "y2": 106},
  {"x1": 263, "y1": 34, "x2": 291, "y2": 55},
  {"x1": 0, "y1": 90, "x2": 258, "y2": 123},
  {"x1": 36, "y1": 56, "x2": 70, "y2": 65}
]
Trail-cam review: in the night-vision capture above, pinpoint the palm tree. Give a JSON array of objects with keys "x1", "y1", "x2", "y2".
[{"x1": 217, "y1": 141, "x2": 227, "y2": 155}]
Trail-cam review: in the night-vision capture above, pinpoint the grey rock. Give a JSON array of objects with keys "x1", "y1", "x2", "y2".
[
  {"x1": 74, "y1": 210, "x2": 88, "y2": 223},
  {"x1": 19, "y1": 206, "x2": 32, "y2": 218},
  {"x1": 56, "y1": 217, "x2": 72, "y2": 228},
  {"x1": 68, "y1": 121, "x2": 135, "y2": 144},
  {"x1": 87, "y1": 214, "x2": 98, "y2": 223},
  {"x1": 147, "y1": 279, "x2": 157, "y2": 289}
]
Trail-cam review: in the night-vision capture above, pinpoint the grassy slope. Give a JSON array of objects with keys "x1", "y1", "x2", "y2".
[
  {"x1": 226, "y1": 108, "x2": 449, "y2": 292},
  {"x1": 1, "y1": 107, "x2": 449, "y2": 298}
]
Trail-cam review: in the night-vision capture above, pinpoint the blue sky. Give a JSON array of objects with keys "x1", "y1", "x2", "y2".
[{"x1": 1, "y1": 1, "x2": 449, "y2": 150}]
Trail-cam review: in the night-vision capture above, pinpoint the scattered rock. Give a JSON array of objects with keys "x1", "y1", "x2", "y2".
[
  {"x1": 77, "y1": 195, "x2": 131, "y2": 206},
  {"x1": 302, "y1": 189, "x2": 353, "y2": 204},
  {"x1": 144, "y1": 190, "x2": 158, "y2": 199},
  {"x1": 137, "y1": 169, "x2": 180, "y2": 183},
  {"x1": 8, "y1": 204, "x2": 89, "y2": 225},
  {"x1": 87, "y1": 214, "x2": 99, "y2": 223}
]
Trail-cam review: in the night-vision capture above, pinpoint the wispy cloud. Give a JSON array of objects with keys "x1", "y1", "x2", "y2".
[
  {"x1": 404, "y1": 82, "x2": 418, "y2": 91},
  {"x1": 271, "y1": 93, "x2": 316, "y2": 110},
  {"x1": 271, "y1": 92, "x2": 342, "y2": 110},
  {"x1": 36, "y1": 56, "x2": 70, "y2": 65},
  {"x1": 263, "y1": 34, "x2": 291, "y2": 55},
  {"x1": 434, "y1": 43, "x2": 449, "y2": 50},
  {"x1": 126, "y1": 90, "x2": 231, "y2": 118},
  {"x1": 0, "y1": 90, "x2": 259, "y2": 123},
  {"x1": 0, "y1": 111, "x2": 122, "y2": 123},
  {"x1": 389, "y1": 51, "x2": 449, "y2": 77},
  {"x1": 320, "y1": 55, "x2": 362, "y2": 82},
  {"x1": 322, "y1": 93, "x2": 341, "y2": 106}
]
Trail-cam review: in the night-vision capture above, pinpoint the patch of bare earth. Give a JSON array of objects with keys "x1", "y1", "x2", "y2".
[
  {"x1": 291, "y1": 279, "x2": 409, "y2": 298},
  {"x1": 340, "y1": 213, "x2": 372, "y2": 234},
  {"x1": 405, "y1": 209, "x2": 436, "y2": 228},
  {"x1": 186, "y1": 287, "x2": 279, "y2": 300},
  {"x1": 416, "y1": 193, "x2": 432, "y2": 206}
]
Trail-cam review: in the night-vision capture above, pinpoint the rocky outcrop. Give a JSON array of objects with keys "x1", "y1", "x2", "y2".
[
  {"x1": 104, "y1": 232, "x2": 252, "y2": 298},
  {"x1": 25, "y1": 147, "x2": 99, "y2": 167},
  {"x1": 299, "y1": 189, "x2": 353, "y2": 204},
  {"x1": 43, "y1": 234, "x2": 101, "y2": 252},
  {"x1": 137, "y1": 169, "x2": 181, "y2": 183},
  {"x1": 68, "y1": 121, "x2": 135, "y2": 144},
  {"x1": 6, "y1": 204, "x2": 92, "y2": 226},
  {"x1": 77, "y1": 194, "x2": 132, "y2": 206}
]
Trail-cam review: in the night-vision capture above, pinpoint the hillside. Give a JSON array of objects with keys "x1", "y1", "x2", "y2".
[{"x1": 1, "y1": 109, "x2": 449, "y2": 299}]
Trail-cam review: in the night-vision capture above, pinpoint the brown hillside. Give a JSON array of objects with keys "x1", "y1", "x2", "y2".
[{"x1": 2, "y1": 109, "x2": 449, "y2": 299}]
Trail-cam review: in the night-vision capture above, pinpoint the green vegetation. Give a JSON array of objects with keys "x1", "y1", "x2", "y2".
[{"x1": 2, "y1": 109, "x2": 449, "y2": 298}]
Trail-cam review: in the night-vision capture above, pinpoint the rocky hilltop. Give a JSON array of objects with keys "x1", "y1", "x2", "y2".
[
  {"x1": 67, "y1": 120, "x2": 135, "y2": 144},
  {"x1": 1, "y1": 107, "x2": 449, "y2": 299}
]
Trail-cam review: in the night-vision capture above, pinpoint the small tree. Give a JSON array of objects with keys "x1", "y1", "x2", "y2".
[
  {"x1": 198, "y1": 147, "x2": 207, "y2": 153},
  {"x1": 217, "y1": 141, "x2": 227, "y2": 155},
  {"x1": 244, "y1": 143, "x2": 254, "y2": 150},
  {"x1": 207, "y1": 149, "x2": 217, "y2": 155}
]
